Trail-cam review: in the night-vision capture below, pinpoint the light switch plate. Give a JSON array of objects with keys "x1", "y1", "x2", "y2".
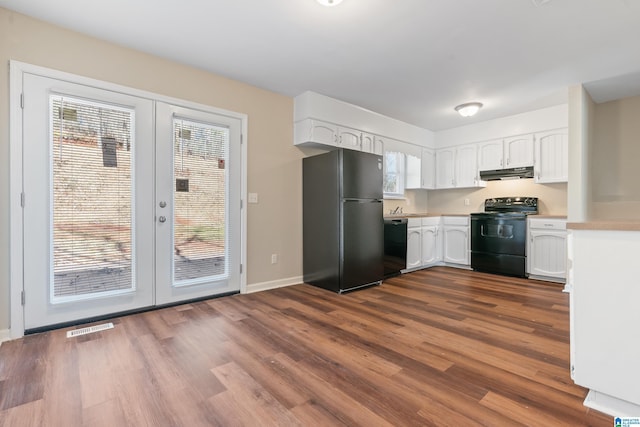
[{"x1": 248, "y1": 193, "x2": 259, "y2": 204}]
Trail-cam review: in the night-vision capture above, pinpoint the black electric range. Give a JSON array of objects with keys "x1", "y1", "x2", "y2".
[{"x1": 470, "y1": 197, "x2": 538, "y2": 277}]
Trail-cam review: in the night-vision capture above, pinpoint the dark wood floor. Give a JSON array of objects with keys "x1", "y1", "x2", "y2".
[{"x1": 0, "y1": 267, "x2": 611, "y2": 426}]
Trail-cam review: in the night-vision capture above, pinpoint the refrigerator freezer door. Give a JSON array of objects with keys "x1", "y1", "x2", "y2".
[
  {"x1": 341, "y1": 150, "x2": 383, "y2": 200},
  {"x1": 341, "y1": 199, "x2": 384, "y2": 291}
]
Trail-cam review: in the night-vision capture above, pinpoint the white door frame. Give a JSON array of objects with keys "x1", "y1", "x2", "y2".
[{"x1": 9, "y1": 61, "x2": 248, "y2": 339}]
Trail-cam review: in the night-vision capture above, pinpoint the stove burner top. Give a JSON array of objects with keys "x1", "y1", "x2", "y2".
[{"x1": 482, "y1": 196, "x2": 538, "y2": 214}]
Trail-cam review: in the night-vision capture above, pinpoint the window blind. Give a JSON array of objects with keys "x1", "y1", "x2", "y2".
[
  {"x1": 173, "y1": 118, "x2": 229, "y2": 284},
  {"x1": 50, "y1": 95, "x2": 134, "y2": 300}
]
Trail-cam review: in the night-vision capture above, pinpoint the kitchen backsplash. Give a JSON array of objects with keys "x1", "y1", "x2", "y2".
[
  {"x1": 387, "y1": 180, "x2": 567, "y2": 216},
  {"x1": 383, "y1": 189, "x2": 428, "y2": 215}
]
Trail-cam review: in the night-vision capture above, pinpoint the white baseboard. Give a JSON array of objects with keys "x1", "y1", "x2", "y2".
[
  {"x1": 528, "y1": 274, "x2": 566, "y2": 284},
  {"x1": 583, "y1": 389, "x2": 640, "y2": 417},
  {"x1": 0, "y1": 329, "x2": 11, "y2": 346},
  {"x1": 245, "y1": 276, "x2": 303, "y2": 294}
]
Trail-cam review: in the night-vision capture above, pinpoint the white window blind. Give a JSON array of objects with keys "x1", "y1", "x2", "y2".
[
  {"x1": 173, "y1": 118, "x2": 229, "y2": 285},
  {"x1": 383, "y1": 150, "x2": 405, "y2": 197},
  {"x1": 50, "y1": 95, "x2": 135, "y2": 301}
]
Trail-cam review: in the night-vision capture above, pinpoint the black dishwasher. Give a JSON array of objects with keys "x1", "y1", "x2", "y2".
[{"x1": 383, "y1": 218, "x2": 407, "y2": 279}]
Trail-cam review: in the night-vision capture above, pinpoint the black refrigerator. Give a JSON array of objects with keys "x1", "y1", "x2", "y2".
[{"x1": 303, "y1": 149, "x2": 384, "y2": 293}]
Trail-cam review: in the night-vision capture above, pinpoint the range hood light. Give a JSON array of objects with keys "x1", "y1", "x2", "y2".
[{"x1": 455, "y1": 102, "x2": 483, "y2": 117}]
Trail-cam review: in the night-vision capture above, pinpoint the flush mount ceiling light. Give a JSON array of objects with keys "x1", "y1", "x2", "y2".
[
  {"x1": 454, "y1": 102, "x2": 483, "y2": 117},
  {"x1": 317, "y1": 0, "x2": 344, "y2": 6}
]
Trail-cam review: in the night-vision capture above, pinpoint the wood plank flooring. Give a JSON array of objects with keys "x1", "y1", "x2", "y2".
[{"x1": 0, "y1": 267, "x2": 612, "y2": 426}]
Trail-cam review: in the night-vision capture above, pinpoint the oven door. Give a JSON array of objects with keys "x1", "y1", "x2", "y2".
[{"x1": 471, "y1": 214, "x2": 526, "y2": 256}]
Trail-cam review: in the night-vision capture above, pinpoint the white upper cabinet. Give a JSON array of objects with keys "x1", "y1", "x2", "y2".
[
  {"x1": 374, "y1": 135, "x2": 391, "y2": 157},
  {"x1": 503, "y1": 134, "x2": 534, "y2": 168},
  {"x1": 406, "y1": 148, "x2": 436, "y2": 190},
  {"x1": 435, "y1": 145, "x2": 483, "y2": 189},
  {"x1": 294, "y1": 119, "x2": 338, "y2": 147},
  {"x1": 435, "y1": 148, "x2": 456, "y2": 189},
  {"x1": 405, "y1": 154, "x2": 422, "y2": 189},
  {"x1": 337, "y1": 126, "x2": 363, "y2": 151},
  {"x1": 362, "y1": 133, "x2": 382, "y2": 155},
  {"x1": 477, "y1": 139, "x2": 504, "y2": 171},
  {"x1": 295, "y1": 118, "x2": 387, "y2": 155},
  {"x1": 421, "y1": 148, "x2": 436, "y2": 189},
  {"x1": 455, "y1": 144, "x2": 479, "y2": 188},
  {"x1": 535, "y1": 129, "x2": 568, "y2": 183}
]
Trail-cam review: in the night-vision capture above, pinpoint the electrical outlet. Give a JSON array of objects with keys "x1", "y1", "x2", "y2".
[
  {"x1": 464, "y1": 198, "x2": 470, "y2": 206},
  {"x1": 271, "y1": 254, "x2": 278, "y2": 264},
  {"x1": 248, "y1": 193, "x2": 259, "y2": 204}
]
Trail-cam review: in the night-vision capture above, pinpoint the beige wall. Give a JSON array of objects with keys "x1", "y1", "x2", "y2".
[
  {"x1": 426, "y1": 181, "x2": 567, "y2": 215},
  {"x1": 590, "y1": 95, "x2": 640, "y2": 220},
  {"x1": 0, "y1": 8, "x2": 304, "y2": 331}
]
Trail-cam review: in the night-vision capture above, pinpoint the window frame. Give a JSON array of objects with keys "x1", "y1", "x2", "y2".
[{"x1": 383, "y1": 150, "x2": 406, "y2": 199}]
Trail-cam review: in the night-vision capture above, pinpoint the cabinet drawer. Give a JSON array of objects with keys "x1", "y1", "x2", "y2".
[
  {"x1": 421, "y1": 217, "x2": 441, "y2": 227},
  {"x1": 407, "y1": 218, "x2": 422, "y2": 228},
  {"x1": 528, "y1": 218, "x2": 566, "y2": 230},
  {"x1": 442, "y1": 216, "x2": 469, "y2": 226}
]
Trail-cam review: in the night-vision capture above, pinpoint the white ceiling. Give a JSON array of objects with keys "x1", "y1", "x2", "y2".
[{"x1": 2, "y1": 0, "x2": 640, "y2": 130}]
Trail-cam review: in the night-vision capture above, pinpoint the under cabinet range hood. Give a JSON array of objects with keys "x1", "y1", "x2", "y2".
[{"x1": 480, "y1": 166, "x2": 534, "y2": 181}]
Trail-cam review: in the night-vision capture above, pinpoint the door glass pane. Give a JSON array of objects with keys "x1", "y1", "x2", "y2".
[
  {"x1": 173, "y1": 118, "x2": 229, "y2": 285},
  {"x1": 51, "y1": 95, "x2": 134, "y2": 301}
]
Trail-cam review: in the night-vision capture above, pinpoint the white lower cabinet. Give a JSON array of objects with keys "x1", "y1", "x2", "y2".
[
  {"x1": 406, "y1": 220, "x2": 422, "y2": 270},
  {"x1": 421, "y1": 217, "x2": 442, "y2": 266},
  {"x1": 442, "y1": 216, "x2": 470, "y2": 266},
  {"x1": 569, "y1": 229, "x2": 640, "y2": 415},
  {"x1": 405, "y1": 217, "x2": 442, "y2": 271},
  {"x1": 403, "y1": 216, "x2": 470, "y2": 271},
  {"x1": 527, "y1": 218, "x2": 567, "y2": 282}
]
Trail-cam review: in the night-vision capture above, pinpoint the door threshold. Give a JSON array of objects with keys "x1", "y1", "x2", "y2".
[{"x1": 24, "y1": 290, "x2": 239, "y2": 335}]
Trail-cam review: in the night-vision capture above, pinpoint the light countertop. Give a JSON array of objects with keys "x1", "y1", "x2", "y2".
[
  {"x1": 567, "y1": 221, "x2": 640, "y2": 231},
  {"x1": 384, "y1": 213, "x2": 469, "y2": 219},
  {"x1": 385, "y1": 213, "x2": 567, "y2": 219}
]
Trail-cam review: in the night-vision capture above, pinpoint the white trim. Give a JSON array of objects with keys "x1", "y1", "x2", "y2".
[
  {"x1": 9, "y1": 60, "x2": 249, "y2": 338},
  {"x1": 583, "y1": 389, "x2": 640, "y2": 418},
  {"x1": 245, "y1": 276, "x2": 302, "y2": 294},
  {"x1": 9, "y1": 61, "x2": 25, "y2": 339},
  {"x1": 0, "y1": 329, "x2": 11, "y2": 346}
]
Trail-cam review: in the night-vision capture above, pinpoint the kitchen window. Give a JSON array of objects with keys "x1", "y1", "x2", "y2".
[{"x1": 383, "y1": 151, "x2": 405, "y2": 198}]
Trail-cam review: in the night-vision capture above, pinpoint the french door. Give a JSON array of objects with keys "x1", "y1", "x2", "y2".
[
  {"x1": 155, "y1": 102, "x2": 241, "y2": 305},
  {"x1": 21, "y1": 72, "x2": 242, "y2": 331}
]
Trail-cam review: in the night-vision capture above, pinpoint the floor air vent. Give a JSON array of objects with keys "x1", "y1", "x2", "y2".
[{"x1": 66, "y1": 322, "x2": 114, "y2": 338}]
